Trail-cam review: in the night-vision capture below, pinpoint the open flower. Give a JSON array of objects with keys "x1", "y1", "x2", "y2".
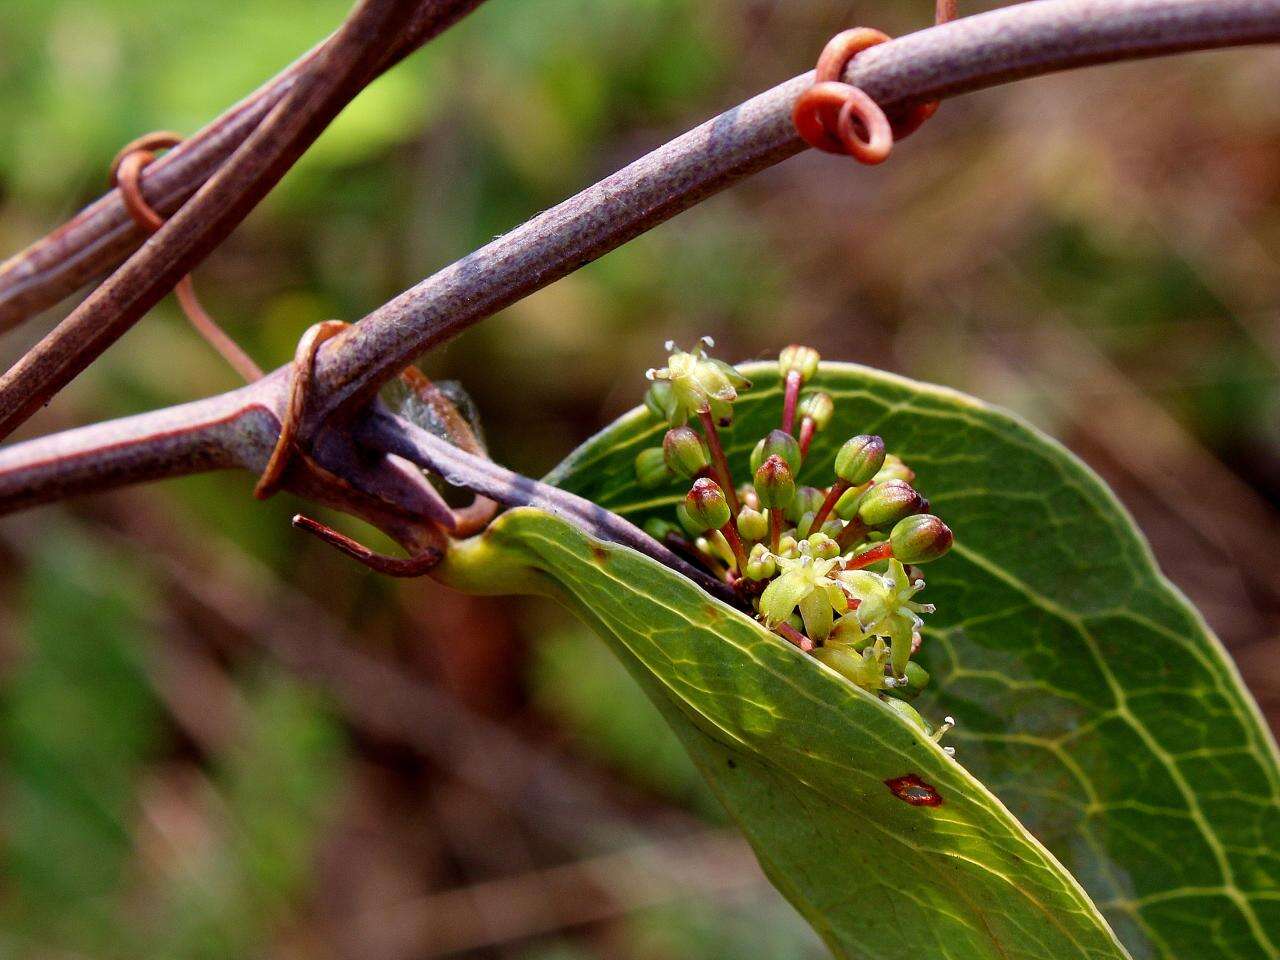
[
  {"x1": 645, "y1": 338, "x2": 747, "y2": 425},
  {"x1": 838, "y1": 559, "x2": 935, "y2": 676},
  {"x1": 759, "y1": 554, "x2": 847, "y2": 641}
]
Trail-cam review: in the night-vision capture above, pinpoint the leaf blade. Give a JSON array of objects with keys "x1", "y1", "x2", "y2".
[{"x1": 547, "y1": 360, "x2": 1280, "y2": 960}]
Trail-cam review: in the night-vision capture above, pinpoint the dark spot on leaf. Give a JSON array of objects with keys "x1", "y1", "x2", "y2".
[
  {"x1": 884, "y1": 774, "x2": 943, "y2": 807},
  {"x1": 727, "y1": 757, "x2": 737, "y2": 769},
  {"x1": 590, "y1": 544, "x2": 608, "y2": 564}
]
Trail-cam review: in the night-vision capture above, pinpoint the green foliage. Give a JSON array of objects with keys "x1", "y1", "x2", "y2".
[
  {"x1": 0, "y1": 531, "x2": 344, "y2": 959},
  {"x1": 440, "y1": 507, "x2": 1131, "y2": 960},
  {"x1": 545, "y1": 360, "x2": 1280, "y2": 960}
]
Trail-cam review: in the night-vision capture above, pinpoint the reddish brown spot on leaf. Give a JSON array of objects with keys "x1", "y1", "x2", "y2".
[
  {"x1": 884, "y1": 774, "x2": 943, "y2": 807},
  {"x1": 590, "y1": 544, "x2": 609, "y2": 563}
]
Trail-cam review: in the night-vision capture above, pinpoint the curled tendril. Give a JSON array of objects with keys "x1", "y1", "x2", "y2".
[
  {"x1": 792, "y1": 2, "x2": 957, "y2": 163},
  {"x1": 110, "y1": 132, "x2": 264, "y2": 382}
]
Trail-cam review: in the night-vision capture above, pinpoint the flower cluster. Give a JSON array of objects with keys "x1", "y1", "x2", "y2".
[{"x1": 635, "y1": 339, "x2": 955, "y2": 743}]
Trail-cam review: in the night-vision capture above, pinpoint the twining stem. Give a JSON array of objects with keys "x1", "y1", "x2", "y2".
[
  {"x1": 781, "y1": 371, "x2": 802, "y2": 435},
  {"x1": 697, "y1": 408, "x2": 740, "y2": 519},
  {"x1": 810, "y1": 479, "x2": 848, "y2": 532},
  {"x1": 843, "y1": 541, "x2": 893, "y2": 570}
]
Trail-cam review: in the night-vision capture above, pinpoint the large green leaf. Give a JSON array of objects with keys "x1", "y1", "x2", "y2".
[
  {"x1": 544, "y1": 360, "x2": 1280, "y2": 960},
  {"x1": 439, "y1": 507, "x2": 1130, "y2": 960}
]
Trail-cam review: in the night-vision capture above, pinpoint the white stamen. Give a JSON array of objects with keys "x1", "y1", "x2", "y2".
[
  {"x1": 663, "y1": 339, "x2": 676, "y2": 352},
  {"x1": 645, "y1": 368, "x2": 658, "y2": 381},
  {"x1": 944, "y1": 746, "x2": 956, "y2": 756},
  {"x1": 700, "y1": 335, "x2": 716, "y2": 348}
]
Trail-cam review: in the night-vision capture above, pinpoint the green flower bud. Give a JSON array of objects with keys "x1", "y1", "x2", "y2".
[
  {"x1": 889, "y1": 514, "x2": 953, "y2": 564},
  {"x1": 820, "y1": 519, "x2": 844, "y2": 539},
  {"x1": 737, "y1": 506, "x2": 769, "y2": 542},
  {"x1": 886, "y1": 660, "x2": 931, "y2": 701},
  {"x1": 834, "y1": 484, "x2": 867, "y2": 521},
  {"x1": 776, "y1": 534, "x2": 799, "y2": 558},
  {"x1": 797, "y1": 391, "x2": 834, "y2": 431},
  {"x1": 663, "y1": 426, "x2": 710, "y2": 479},
  {"x1": 795, "y1": 511, "x2": 818, "y2": 540},
  {"x1": 675, "y1": 502, "x2": 703, "y2": 539},
  {"x1": 684, "y1": 478, "x2": 731, "y2": 532},
  {"x1": 750, "y1": 429, "x2": 802, "y2": 475},
  {"x1": 834, "y1": 435, "x2": 886, "y2": 485},
  {"x1": 634, "y1": 447, "x2": 672, "y2": 488},
  {"x1": 874, "y1": 453, "x2": 915, "y2": 484},
  {"x1": 779, "y1": 344, "x2": 821, "y2": 383},
  {"x1": 786, "y1": 486, "x2": 825, "y2": 524},
  {"x1": 745, "y1": 542, "x2": 777, "y2": 580},
  {"x1": 857, "y1": 479, "x2": 923, "y2": 529},
  {"x1": 644, "y1": 517, "x2": 681, "y2": 541},
  {"x1": 754, "y1": 455, "x2": 795, "y2": 510},
  {"x1": 806, "y1": 532, "x2": 841, "y2": 560},
  {"x1": 644, "y1": 380, "x2": 677, "y2": 424}
]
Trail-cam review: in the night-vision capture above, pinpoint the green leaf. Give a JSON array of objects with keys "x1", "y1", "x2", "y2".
[
  {"x1": 545, "y1": 361, "x2": 1280, "y2": 960},
  {"x1": 440, "y1": 510, "x2": 1130, "y2": 960}
]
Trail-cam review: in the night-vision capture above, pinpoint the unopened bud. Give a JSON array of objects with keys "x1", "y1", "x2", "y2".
[
  {"x1": 635, "y1": 447, "x2": 671, "y2": 488},
  {"x1": 663, "y1": 426, "x2": 710, "y2": 479},
  {"x1": 684, "y1": 478, "x2": 731, "y2": 532},
  {"x1": 834, "y1": 484, "x2": 867, "y2": 521},
  {"x1": 806, "y1": 532, "x2": 841, "y2": 560},
  {"x1": 750, "y1": 429, "x2": 802, "y2": 475},
  {"x1": 886, "y1": 661, "x2": 931, "y2": 702},
  {"x1": 786, "y1": 485, "x2": 825, "y2": 524},
  {"x1": 737, "y1": 506, "x2": 768, "y2": 542},
  {"x1": 744, "y1": 543, "x2": 777, "y2": 580},
  {"x1": 644, "y1": 380, "x2": 678, "y2": 424},
  {"x1": 797, "y1": 392, "x2": 834, "y2": 431},
  {"x1": 857, "y1": 479, "x2": 923, "y2": 528},
  {"x1": 884, "y1": 696, "x2": 932, "y2": 735},
  {"x1": 889, "y1": 514, "x2": 953, "y2": 564},
  {"x1": 874, "y1": 453, "x2": 915, "y2": 484},
  {"x1": 779, "y1": 344, "x2": 821, "y2": 383},
  {"x1": 675, "y1": 502, "x2": 703, "y2": 538},
  {"x1": 835, "y1": 435, "x2": 886, "y2": 485},
  {"x1": 754, "y1": 455, "x2": 795, "y2": 510}
]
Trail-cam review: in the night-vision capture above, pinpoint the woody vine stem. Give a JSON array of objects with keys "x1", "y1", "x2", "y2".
[{"x1": 0, "y1": 0, "x2": 1278, "y2": 580}]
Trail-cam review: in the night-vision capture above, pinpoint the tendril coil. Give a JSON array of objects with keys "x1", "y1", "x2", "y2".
[{"x1": 792, "y1": 2, "x2": 956, "y2": 164}]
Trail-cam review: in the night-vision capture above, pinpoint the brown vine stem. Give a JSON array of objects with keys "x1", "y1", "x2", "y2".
[
  {"x1": 0, "y1": 0, "x2": 427, "y2": 442},
  {"x1": 0, "y1": 0, "x2": 1277, "y2": 585},
  {"x1": 0, "y1": 0, "x2": 486, "y2": 332},
  {"x1": 304, "y1": 0, "x2": 1280, "y2": 424}
]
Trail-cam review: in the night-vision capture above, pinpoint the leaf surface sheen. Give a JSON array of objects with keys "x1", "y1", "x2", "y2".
[{"x1": 539, "y1": 361, "x2": 1280, "y2": 960}]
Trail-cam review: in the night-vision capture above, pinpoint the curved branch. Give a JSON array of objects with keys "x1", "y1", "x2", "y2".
[
  {"x1": 357, "y1": 408, "x2": 740, "y2": 603},
  {"x1": 0, "y1": 384, "x2": 274, "y2": 514},
  {"x1": 0, "y1": 0, "x2": 486, "y2": 332},
  {"x1": 0, "y1": 0, "x2": 428, "y2": 443},
  {"x1": 306, "y1": 0, "x2": 1280, "y2": 418}
]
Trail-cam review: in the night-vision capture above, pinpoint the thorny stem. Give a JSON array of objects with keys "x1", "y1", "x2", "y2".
[
  {"x1": 0, "y1": 0, "x2": 1277, "y2": 592},
  {"x1": 697, "y1": 408, "x2": 740, "y2": 520},
  {"x1": 0, "y1": 0, "x2": 487, "y2": 331},
  {"x1": 0, "y1": 0, "x2": 427, "y2": 442}
]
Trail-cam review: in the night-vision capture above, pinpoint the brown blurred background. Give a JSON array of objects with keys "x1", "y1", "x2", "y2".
[{"x1": 2, "y1": 1, "x2": 1279, "y2": 957}]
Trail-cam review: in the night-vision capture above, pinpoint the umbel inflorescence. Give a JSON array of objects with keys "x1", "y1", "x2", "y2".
[{"x1": 635, "y1": 339, "x2": 955, "y2": 742}]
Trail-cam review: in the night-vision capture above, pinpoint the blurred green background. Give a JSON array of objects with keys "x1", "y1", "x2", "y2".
[{"x1": 2, "y1": 1, "x2": 1279, "y2": 957}]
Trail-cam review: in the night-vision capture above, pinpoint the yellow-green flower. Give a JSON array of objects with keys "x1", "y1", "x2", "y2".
[
  {"x1": 838, "y1": 560, "x2": 934, "y2": 676},
  {"x1": 645, "y1": 338, "x2": 747, "y2": 425},
  {"x1": 759, "y1": 554, "x2": 847, "y2": 641}
]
